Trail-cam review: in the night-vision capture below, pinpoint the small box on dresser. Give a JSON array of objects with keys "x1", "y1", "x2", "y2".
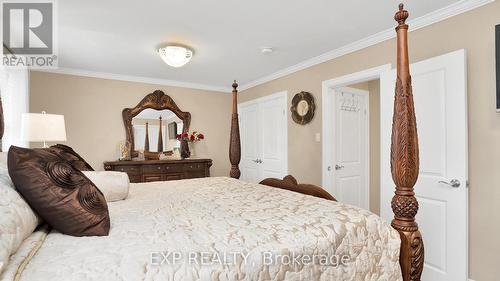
[{"x1": 103, "y1": 159, "x2": 212, "y2": 183}]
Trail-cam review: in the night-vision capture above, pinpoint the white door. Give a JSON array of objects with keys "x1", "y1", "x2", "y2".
[
  {"x1": 240, "y1": 102, "x2": 261, "y2": 182},
  {"x1": 239, "y1": 92, "x2": 288, "y2": 183},
  {"x1": 333, "y1": 87, "x2": 369, "y2": 209},
  {"x1": 259, "y1": 96, "x2": 288, "y2": 180},
  {"x1": 380, "y1": 50, "x2": 468, "y2": 281}
]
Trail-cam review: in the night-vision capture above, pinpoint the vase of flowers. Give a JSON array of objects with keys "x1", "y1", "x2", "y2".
[{"x1": 176, "y1": 131, "x2": 205, "y2": 158}]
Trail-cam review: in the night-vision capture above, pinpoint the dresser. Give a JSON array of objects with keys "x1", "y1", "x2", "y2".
[{"x1": 103, "y1": 159, "x2": 212, "y2": 183}]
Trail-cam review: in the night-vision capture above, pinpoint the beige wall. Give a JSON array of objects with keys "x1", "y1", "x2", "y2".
[
  {"x1": 29, "y1": 72, "x2": 232, "y2": 177},
  {"x1": 240, "y1": 2, "x2": 500, "y2": 280}
]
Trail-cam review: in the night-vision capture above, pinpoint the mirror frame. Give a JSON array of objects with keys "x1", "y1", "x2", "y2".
[{"x1": 123, "y1": 90, "x2": 191, "y2": 159}]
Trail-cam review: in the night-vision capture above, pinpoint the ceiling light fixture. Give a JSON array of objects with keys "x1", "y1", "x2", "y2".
[{"x1": 158, "y1": 45, "x2": 193, "y2": 68}]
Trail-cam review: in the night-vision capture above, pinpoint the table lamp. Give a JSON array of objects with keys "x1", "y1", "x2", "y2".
[{"x1": 21, "y1": 111, "x2": 67, "y2": 148}]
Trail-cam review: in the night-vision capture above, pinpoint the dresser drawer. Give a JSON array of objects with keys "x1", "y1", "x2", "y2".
[
  {"x1": 165, "y1": 173, "x2": 183, "y2": 181},
  {"x1": 143, "y1": 164, "x2": 184, "y2": 174},
  {"x1": 163, "y1": 164, "x2": 183, "y2": 173},
  {"x1": 128, "y1": 175, "x2": 142, "y2": 183},
  {"x1": 185, "y1": 171, "x2": 206, "y2": 179},
  {"x1": 143, "y1": 174, "x2": 162, "y2": 182},
  {"x1": 142, "y1": 165, "x2": 163, "y2": 174},
  {"x1": 183, "y1": 163, "x2": 205, "y2": 171},
  {"x1": 114, "y1": 166, "x2": 140, "y2": 175}
]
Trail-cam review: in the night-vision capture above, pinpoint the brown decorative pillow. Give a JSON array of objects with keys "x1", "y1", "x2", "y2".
[
  {"x1": 7, "y1": 146, "x2": 109, "y2": 236},
  {"x1": 49, "y1": 144, "x2": 94, "y2": 171}
]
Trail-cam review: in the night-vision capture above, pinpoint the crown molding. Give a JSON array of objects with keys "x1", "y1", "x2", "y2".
[
  {"x1": 239, "y1": 0, "x2": 495, "y2": 91},
  {"x1": 36, "y1": 68, "x2": 232, "y2": 93}
]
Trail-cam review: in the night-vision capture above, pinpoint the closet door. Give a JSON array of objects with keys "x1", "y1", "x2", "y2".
[
  {"x1": 239, "y1": 92, "x2": 288, "y2": 183},
  {"x1": 259, "y1": 94, "x2": 287, "y2": 180},
  {"x1": 239, "y1": 102, "x2": 261, "y2": 182}
]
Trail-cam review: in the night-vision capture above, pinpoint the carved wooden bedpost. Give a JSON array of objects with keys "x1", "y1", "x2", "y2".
[
  {"x1": 229, "y1": 80, "x2": 241, "y2": 179},
  {"x1": 157, "y1": 116, "x2": 163, "y2": 152},
  {"x1": 391, "y1": 4, "x2": 424, "y2": 281},
  {"x1": 144, "y1": 122, "x2": 150, "y2": 152}
]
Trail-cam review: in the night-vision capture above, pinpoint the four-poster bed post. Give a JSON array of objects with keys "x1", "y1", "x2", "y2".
[
  {"x1": 157, "y1": 116, "x2": 163, "y2": 152},
  {"x1": 391, "y1": 4, "x2": 424, "y2": 280},
  {"x1": 229, "y1": 80, "x2": 241, "y2": 179},
  {"x1": 228, "y1": 4, "x2": 424, "y2": 281},
  {"x1": 144, "y1": 122, "x2": 150, "y2": 152}
]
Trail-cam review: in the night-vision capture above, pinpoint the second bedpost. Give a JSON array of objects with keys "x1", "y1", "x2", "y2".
[{"x1": 229, "y1": 80, "x2": 241, "y2": 179}]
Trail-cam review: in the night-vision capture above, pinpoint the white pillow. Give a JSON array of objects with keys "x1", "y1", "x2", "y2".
[
  {"x1": 82, "y1": 171, "x2": 129, "y2": 202},
  {"x1": 0, "y1": 161, "x2": 40, "y2": 274}
]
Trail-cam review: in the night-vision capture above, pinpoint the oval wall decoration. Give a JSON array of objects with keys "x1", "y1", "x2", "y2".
[{"x1": 291, "y1": 91, "x2": 315, "y2": 125}]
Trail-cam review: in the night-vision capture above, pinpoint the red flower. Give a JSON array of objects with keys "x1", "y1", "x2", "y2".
[
  {"x1": 182, "y1": 132, "x2": 189, "y2": 138},
  {"x1": 176, "y1": 134, "x2": 181, "y2": 140},
  {"x1": 190, "y1": 135, "x2": 195, "y2": 141},
  {"x1": 197, "y1": 133, "x2": 204, "y2": 140}
]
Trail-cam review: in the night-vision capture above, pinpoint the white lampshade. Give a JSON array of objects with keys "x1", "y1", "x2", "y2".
[
  {"x1": 158, "y1": 46, "x2": 193, "y2": 67},
  {"x1": 21, "y1": 112, "x2": 67, "y2": 146}
]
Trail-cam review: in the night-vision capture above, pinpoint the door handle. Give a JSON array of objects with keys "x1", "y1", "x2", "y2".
[
  {"x1": 438, "y1": 179, "x2": 461, "y2": 188},
  {"x1": 335, "y1": 164, "x2": 344, "y2": 170}
]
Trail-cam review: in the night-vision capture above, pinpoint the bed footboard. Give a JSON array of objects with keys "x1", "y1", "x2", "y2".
[{"x1": 260, "y1": 175, "x2": 336, "y2": 201}]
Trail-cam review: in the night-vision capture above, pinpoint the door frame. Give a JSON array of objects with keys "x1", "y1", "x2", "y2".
[
  {"x1": 321, "y1": 64, "x2": 391, "y2": 207},
  {"x1": 238, "y1": 91, "x2": 289, "y2": 180}
]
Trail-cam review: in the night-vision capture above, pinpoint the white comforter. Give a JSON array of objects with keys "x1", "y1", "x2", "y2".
[{"x1": 7, "y1": 177, "x2": 402, "y2": 281}]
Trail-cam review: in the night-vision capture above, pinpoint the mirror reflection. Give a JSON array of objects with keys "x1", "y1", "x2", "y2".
[{"x1": 132, "y1": 109, "x2": 183, "y2": 153}]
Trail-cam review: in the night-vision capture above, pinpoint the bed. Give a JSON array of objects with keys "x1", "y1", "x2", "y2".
[
  {"x1": 0, "y1": 4, "x2": 423, "y2": 281},
  {"x1": 2, "y1": 178, "x2": 402, "y2": 281}
]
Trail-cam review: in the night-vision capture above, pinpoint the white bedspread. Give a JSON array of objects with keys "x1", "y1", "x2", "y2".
[{"x1": 12, "y1": 177, "x2": 402, "y2": 281}]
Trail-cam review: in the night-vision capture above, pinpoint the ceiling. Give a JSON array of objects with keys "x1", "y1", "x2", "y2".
[{"x1": 56, "y1": 0, "x2": 465, "y2": 91}]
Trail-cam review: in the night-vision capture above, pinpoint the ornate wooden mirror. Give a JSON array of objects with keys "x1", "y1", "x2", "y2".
[{"x1": 123, "y1": 90, "x2": 191, "y2": 159}]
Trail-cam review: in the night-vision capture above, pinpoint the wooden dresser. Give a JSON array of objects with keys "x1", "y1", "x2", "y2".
[{"x1": 103, "y1": 159, "x2": 212, "y2": 183}]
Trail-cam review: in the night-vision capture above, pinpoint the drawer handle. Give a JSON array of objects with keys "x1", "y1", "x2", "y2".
[{"x1": 158, "y1": 167, "x2": 161, "y2": 170}]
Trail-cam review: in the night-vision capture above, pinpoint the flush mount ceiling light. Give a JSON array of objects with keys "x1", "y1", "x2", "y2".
[{"x1": 158, "y1": 46, "x2": 193, "y2": 67}]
